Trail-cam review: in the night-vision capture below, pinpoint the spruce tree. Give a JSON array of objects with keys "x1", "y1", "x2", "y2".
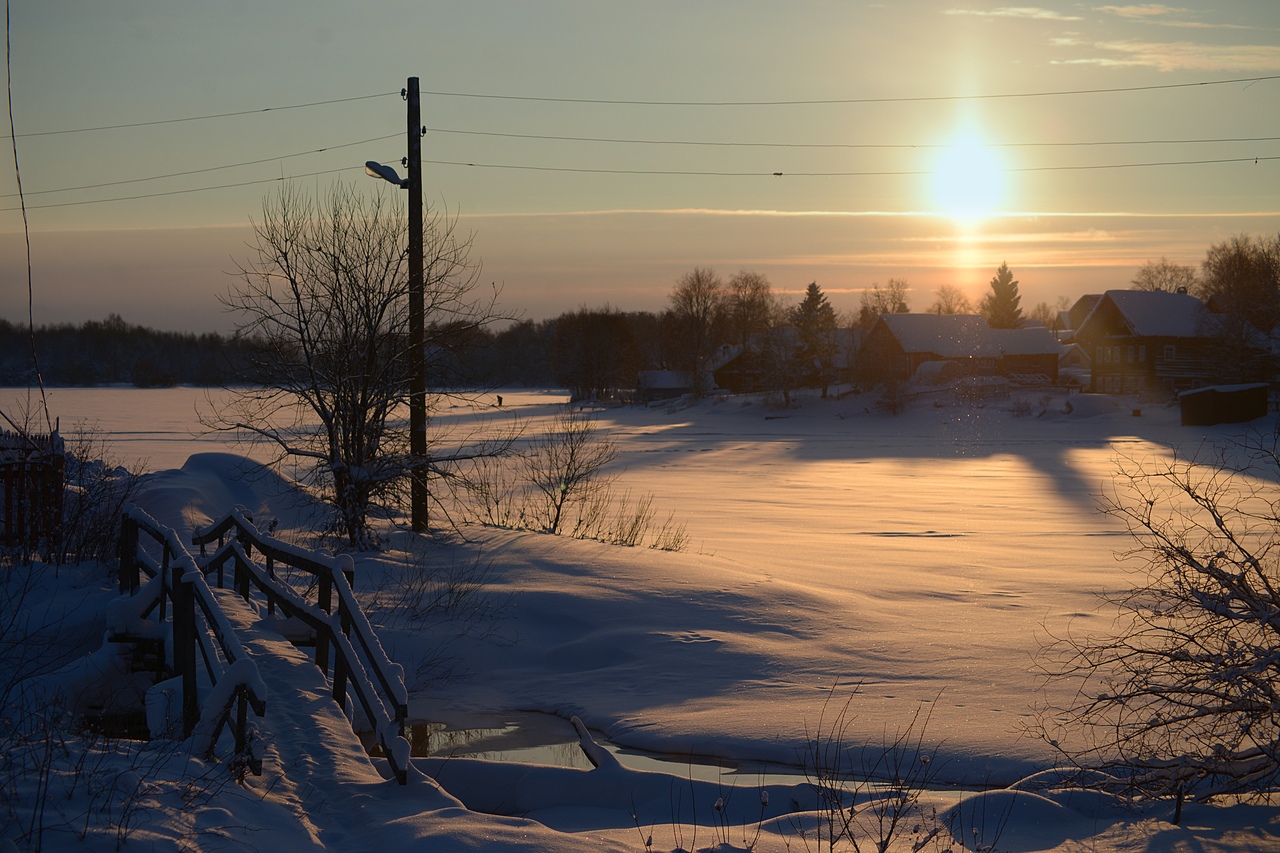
[
  {"x1": 980, "y1": 262, "x2": 1024, "y2": 328},
  {"x1": 790, "y1": 282, "x2": 839, "y2": 395}
]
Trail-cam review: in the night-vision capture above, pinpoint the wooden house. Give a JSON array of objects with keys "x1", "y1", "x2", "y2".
[
  {"x1": 1074, "y1": 290, "x2": 1225, "y2": 395},
  {"x1": 861, "y1": 314, "x2": 1060, "y2": 385}
]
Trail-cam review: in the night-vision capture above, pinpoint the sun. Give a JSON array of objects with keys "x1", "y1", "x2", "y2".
[{"x1": 930, "y1": 135, "x2": 1007, "y2": 221}]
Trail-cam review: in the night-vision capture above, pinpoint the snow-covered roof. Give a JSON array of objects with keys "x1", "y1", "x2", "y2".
[
  {"x1": 990, "y1": 326, "x2": 1062, "y2": 356},
  {"x1": 1079, "y1": 290, "x2": 1213, "y2": 338},
  {"x1": 877, "y1": 314, "x2": 1061, "y2": 357},
  {"x1": 876, "y1": 314, "x2": 998, "y2": 357}
]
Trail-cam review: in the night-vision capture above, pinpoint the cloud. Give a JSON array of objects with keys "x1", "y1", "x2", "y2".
[
  {"x1": 1094, "y1": 4, "x2": 1184, "y2": 19},
  {"x1": 1093, "y1": 4, "x2": 1252, "y2": 28},
  {"x1": 945, "y1": 7, "x2": 1083, "y2": 21},
  {"x1": 1056, "y1": 40, "x2": 1280, "y2": 71}
]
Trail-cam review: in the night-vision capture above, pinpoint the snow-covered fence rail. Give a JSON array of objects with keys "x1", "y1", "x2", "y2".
[
  {"x1": 117, "y1": 505, "x2": 267, "y2": 773},
  {"x1": 192, "y1": 506, "x2": 410, "y2": 785}
]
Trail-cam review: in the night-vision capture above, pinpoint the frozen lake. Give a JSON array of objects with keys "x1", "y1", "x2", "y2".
[{"x1": 21, "y1": 382, "x2": 1256, "y2": 779}]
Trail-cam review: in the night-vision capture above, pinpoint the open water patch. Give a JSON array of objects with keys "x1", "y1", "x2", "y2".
[{"x1": 364, "y1": 709, "x2": 815, "y2": 785}]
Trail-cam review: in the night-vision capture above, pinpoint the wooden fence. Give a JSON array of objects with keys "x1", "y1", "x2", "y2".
[{"x1": 1, "y1": 427, "x2": 64, "y2": 556}]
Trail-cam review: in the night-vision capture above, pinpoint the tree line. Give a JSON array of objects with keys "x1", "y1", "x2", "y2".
[{"x1": 0, "y1": 314, "x2": 253, "y2": 386}]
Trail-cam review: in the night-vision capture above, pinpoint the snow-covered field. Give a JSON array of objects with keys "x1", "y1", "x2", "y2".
[{"x1": 4, "y1": 385, "x2": 1279, "y2": 851}]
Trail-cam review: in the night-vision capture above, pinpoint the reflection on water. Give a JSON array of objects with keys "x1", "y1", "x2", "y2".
[
  {"x1": 368, "y1": 710, "x2": 818, "y2": 786},
  {"x1": 396, "y1": 718, "x2": 598, "y2": 771}
]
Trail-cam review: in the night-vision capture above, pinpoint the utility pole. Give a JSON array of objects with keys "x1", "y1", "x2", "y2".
[{"x1": 406, "y1": 77, "x2": 427, "y2": 532}]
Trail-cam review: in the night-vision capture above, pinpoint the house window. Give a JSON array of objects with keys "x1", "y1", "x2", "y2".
[
  {"x1": 1098, "y1": 346, "x2": 1108, "y2": 363},
  {"x1": 1138, "y1": 345, "x2": 1146, "y2": 363},
  {"x1": 1127, "y1": 345, "x2": 1136, "y2": 363},
  {"x1": 1113, "y1": 346, "x2": 1122, "y2": 363},
  {"x1": 1163, "y1": 344, "x2": 1176, "y2": 361}
]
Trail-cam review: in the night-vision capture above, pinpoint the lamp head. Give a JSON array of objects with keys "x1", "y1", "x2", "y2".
[{"x1": 364, "y1": 161, "x2": 408, "y2": 188}]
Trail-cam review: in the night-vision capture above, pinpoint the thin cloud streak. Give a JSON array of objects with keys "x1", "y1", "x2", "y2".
[
  {"x1": 944, "y1": 7, "x2": 1083, "y2": 21},
  {"x1": 1093, "y1": 4, "x2": 1254, "y2": 28},
  {"x1": 1058, "y1": 40, "x2": 1280, "y2": 72}
]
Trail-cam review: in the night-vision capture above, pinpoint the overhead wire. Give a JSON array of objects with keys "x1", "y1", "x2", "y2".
[
  {"x1": 425, "y1": 126, "x2": 1280, "y2": 151},
  {"x1": 0, "y1": 90, "x2": 399, "y2": 139},
  {"x1": 419, "y1": 74, "x2": 1280, "y2": 107},
  {"x1": 0, "y1": 132, "x2": 400, "y2": 199},
  {"x1": 5, "y1": 0, "x2": 50, "y2": 430},
  {"x1": 424, "y1": 154, "x2": 1280, "y2": 178},
  {"x1": 1, "y1": 73, "x2": 1275, "y2": 212},
  {"x1": 2, "y1": 166, "x2": 367, "y2": 211}
]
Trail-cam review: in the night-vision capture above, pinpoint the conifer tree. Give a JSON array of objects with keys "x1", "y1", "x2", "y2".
[
  {"x1": 790, "y1": 281, "x2": 839, "y2": 396},
  {"x1": 979, "y1": 262, "x2": 1024, "y2": 328}
]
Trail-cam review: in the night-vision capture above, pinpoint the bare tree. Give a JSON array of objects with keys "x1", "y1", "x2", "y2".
[
  {"x1": 927, "y1": 284, "x2": 972, "y2": 315},
  {"x1": 668, "y1": 267, "x2": 726, "y2": 395},
  {"x1": 724, "y1": 270, "x2": 778, "y2": 347},
  {"x1": 1131, "y1": 257, "x2": 1198, "y2": 293},
  {"x1": 1027, "y1": 301, "x2": 1058, "y2": 327},
  {"x1": 212, "y1": 182, "x2": 508, "y2": 548},
  {"x1": 857, "y1": 278, "x2": 910, "y2": 328},
  {"x1": 1036, "y1": 431, "x2": 1280, "y2": 805},
  {"x1": 524, "y1": 408, "x2": 619, "y2": 536}
]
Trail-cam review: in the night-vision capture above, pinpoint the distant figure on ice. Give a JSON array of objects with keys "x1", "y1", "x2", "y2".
[{"x1": 496, "y1": 395, "x2": 503, "y2": 407}]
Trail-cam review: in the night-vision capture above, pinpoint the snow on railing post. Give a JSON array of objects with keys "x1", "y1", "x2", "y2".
[
  {"x1": 334, "y1": 557, "x2": 354, "y2": 715},
  {"x1": 172, "y1": 554, "x2": 199, "y2": 737},
  {"x1": 316, "y1": 568, "x2": 333, "y2": 676},
  {"x1": 158, "y1": 539, "x2": 171, "y2": 625},
  {"x1": 265, "y1": 555, "x2": 275, "y2": 616},
  {"x1": 332, "y1": 630, "x2": 349, "y2": 712},
  {"x1": 118, "y1": 510, "x2": 139, "y2": 594}
]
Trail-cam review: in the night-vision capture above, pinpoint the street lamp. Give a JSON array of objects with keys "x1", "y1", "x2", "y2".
[{"x1": 367, "y1": 77, "x2": 427, "y2": 532}]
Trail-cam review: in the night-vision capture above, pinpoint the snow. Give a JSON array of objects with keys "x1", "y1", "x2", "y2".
[
  {"x1": 1080, "y1": 290, "x2": 1213, "y2": 339},
  {"x1": 877, "y1": 313, "x2": 999, "y2": 357},
  {"x1": 3, "y1": 385, "x2": 1279, "y2": 851}
]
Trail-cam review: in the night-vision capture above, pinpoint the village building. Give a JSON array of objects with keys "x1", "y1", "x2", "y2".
[
  {"x1": 1073, "y1": 289, "x2": 1239, "y2": 396},
  {"x1": 860, "y1": 313, "x2": 1060, "y2": 386}
]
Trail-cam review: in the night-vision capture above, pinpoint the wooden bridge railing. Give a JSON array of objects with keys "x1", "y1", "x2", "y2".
[
  {"x1": 116, "y1": 505, "x2": 267, "y2": 774},
  {"x1": 191, "y1": 507, "x2": 410, "y2": 785}
]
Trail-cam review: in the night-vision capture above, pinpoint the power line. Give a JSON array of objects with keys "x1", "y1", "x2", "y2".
[
  {"x1": 425, "y1": 154, "x2": 1280, "y2": 177},
  {"x1": 13, "y1": 127, "x2": 1269, "y2": 202},
  {"x1": 7, "y1": 73, "x2": 1277, "y2": 141},
  {"x1": 421, "y1": 74, "x2": 1280, "y2": 107},
  {"x1": 0, "y1": 166, "x2": 364, "y2": 211},
  {"x1": 4, "y1": 153, "x2": 1274, "y2": 213},
  {"x1": 426, "y1": 125, "x2": 1280, "y2": 151},
  {"x1": 0, "y1": 90, "x2": 399, "y2": 139},
  {"x1": 5, "y1": 0, "x2": 51, "y2": 429},
  {"x1": 0, "y1": 133, "x2": 400, "y2": 199}
]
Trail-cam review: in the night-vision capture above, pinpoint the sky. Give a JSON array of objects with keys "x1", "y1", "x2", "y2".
[{"x1": 2, "y1": 1, "x2": 1279, "y2": 333}]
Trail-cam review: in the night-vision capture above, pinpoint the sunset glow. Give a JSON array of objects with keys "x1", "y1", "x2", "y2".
[
  {"x1": 930, "y1": 135, "x2": 1007, "y2": 222},
  {"x1": 1, "y1": 3, "x2": 1277, "y2": 328}
]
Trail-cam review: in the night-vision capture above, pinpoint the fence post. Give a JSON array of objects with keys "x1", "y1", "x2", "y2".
[
  {"x1": 265, "y1": 556, "x2": 275, "y2": 616},
  {"x1": 159, "y1": 542, "x2": 171, "y2": 624},
  {"x1": 316, "y1": 569, "x2": 332, "y2": 675},
  {"x1": 172, "y1": 557, "x2": 199, "y2": 737},
  {"x1": 332, "y1": 631, "x2": 348, "y2": 712},
  {"x1": 234, "y1": 686, "x2": 249, "y2": 757},
  {"x1": 118, "y1": 512, "x2": 139, "y2": 594},
  {"x1": 237, "y1": 552, "x2": 250, "y2": 601}
]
